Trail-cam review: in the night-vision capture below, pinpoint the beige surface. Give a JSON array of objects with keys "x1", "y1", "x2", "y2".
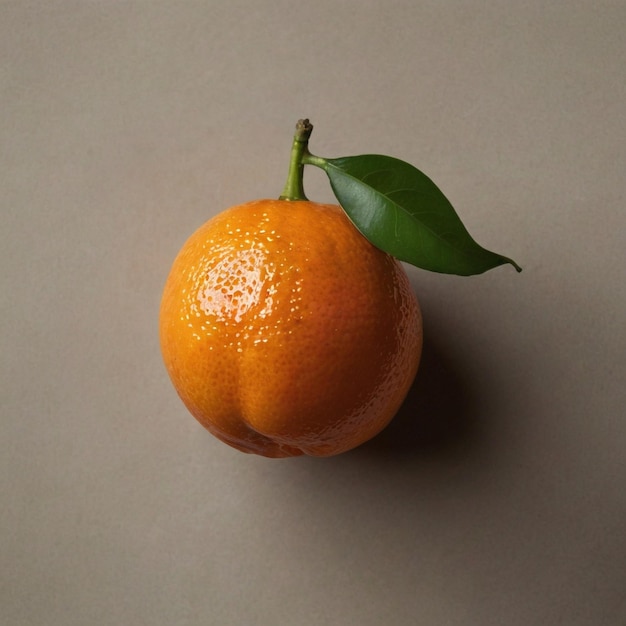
[{"x1": 2, "y1": 2, "x2": 625, "y2": 625}]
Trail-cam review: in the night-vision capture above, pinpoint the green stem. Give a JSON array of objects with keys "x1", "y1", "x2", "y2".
[
  {"x1": 279, "y1": 119, "x2": 314, "y2": 201},
  {"x1": 301, "y1": 152, "x2": 327, "y2": 169}
]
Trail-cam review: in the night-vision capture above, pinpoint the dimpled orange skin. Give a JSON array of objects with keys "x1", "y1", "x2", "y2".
[{"x1": 159, "y1": 199, "x2": 423, "y2": 457}]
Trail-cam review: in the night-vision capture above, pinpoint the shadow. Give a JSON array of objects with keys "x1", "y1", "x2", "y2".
[{"x1": 355, "y1": 332, "x2": 483, "y2": 461}]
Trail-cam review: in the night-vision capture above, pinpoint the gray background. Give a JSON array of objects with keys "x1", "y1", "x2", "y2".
[{"x1": 2, "y1": 2, "x2": 625, "y2": 625}]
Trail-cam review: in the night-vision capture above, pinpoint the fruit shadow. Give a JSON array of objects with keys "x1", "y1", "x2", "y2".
[{"x1": 356, "y1": 332, "x2": 484, "y2": 462}]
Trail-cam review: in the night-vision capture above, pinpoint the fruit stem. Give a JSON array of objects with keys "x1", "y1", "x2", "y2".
[{"x1": 279, "y1": 119, "x2": 314, "y2": 201}]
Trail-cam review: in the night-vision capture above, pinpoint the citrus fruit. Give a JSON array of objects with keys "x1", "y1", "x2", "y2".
[{"x1": 159, "y1": 198, "x2": 422, "y2": 457}]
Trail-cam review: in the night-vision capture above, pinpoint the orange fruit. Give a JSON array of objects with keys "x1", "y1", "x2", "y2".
[{"x1": 159, "y1": 199, "x2": 423, "y2": 457}]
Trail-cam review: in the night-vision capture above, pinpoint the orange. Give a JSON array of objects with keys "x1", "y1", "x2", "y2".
[{"x1": 159, "y1": 199, "x2": 423, "y2": 457}]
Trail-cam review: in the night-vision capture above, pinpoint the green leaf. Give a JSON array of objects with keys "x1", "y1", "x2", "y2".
[{"x1": 310, "y1": 154, "x2": 521, "y2": 276}]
